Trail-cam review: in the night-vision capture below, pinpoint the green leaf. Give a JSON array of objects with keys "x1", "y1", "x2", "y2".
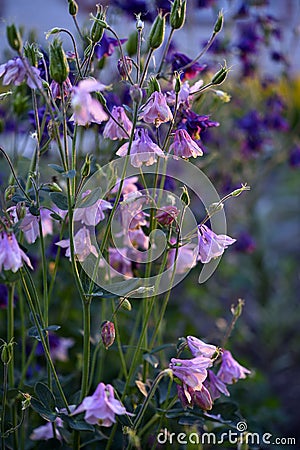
[
  {"x1": 60, "y1": 414, "x2": 95, "y2": 431},
  {"x1": 210, "y1": 401, "x2": 240, "y2": 422},
  {"x1": 50, "y1": 212, "x2": 63, "y2": 221},
  {"x1": 35, "y1": 382, "x2": 56, "y2": 411},
  {"x1": 50, "y1": 192, "x2": 68, "y2": 210},
  {"x1": 11, "y1": 194, "x2": 30, "y2": 204},
  {"x1": 29, "y1": 205, "x2": 40, "y2": 216},
  {"x1": 76, "y1": 187, "x2": 102, "y2": 209},
  {"x1": 45, "y1": 325, "x2": 61, "y2": 332},
  {"x1": 143, "y1": 353, "x2": 159, "y2": 368},
  {"x1": 48, "y1": 164, "x2": 65, "y2": 173},
  {"x1": 31, "y1": 397, "x2": 57, "y2": 422},
  {"x1": 62, "y1": 169, "x2": 76, "y2": 179}
]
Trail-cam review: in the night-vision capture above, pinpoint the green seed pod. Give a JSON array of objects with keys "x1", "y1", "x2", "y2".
[
  {"x1": 148, "y1": 11, "x2": 166, "y2": 50},
  {"x1": 181, "y1": 185, "x2": 190, "y2": 206},
  {"x1": 6, "y1": 24, "x2": 23, "y2": 53},
  {"x1": 90, "y1": 4, "x2": 107, "y2": 44},
  {"x1": 1, "y1": 340, "x2": 14, "y2": 365},
  {"x1": 81, "y1": 154, "x2": 92, "y2": 178},
  {"x1": 147, "y1": 76, "x2": 161, "y2": 95},
  {"x1": 49, "y1": 38, "x2": 69, "y2": 84},
  {"x1": 170, "y1": 0, "x2": 186, "y2": 30},
  {"x1": 211, "y1": 62, "x2": 229, "y2": 85},
  {"x1": 214, "y1": 10, "x2": 224, "y2": 34},
  {"x1": 24, "y1": 42, "x2": 43, "y2": 68}
]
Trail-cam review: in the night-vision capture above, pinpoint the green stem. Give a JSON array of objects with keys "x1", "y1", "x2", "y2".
[
  {"x1": 1, "y1": 364, "x2": 8, "y2": 449},
  {"x1": 139, "y1": 48, "x2": 154, "y2": 87},
  {"x1": 80, "y1": 301, "x2": 91, "y2": 401},
  {"x1": 7, "y1": 284, "x2": 15, "y2": 387},
  {"x1": 157, "y1": 28, "x2": 175, "y2": 76}
]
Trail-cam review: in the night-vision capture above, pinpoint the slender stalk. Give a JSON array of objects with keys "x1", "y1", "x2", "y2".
[
  {"x1": 139, "y1": 48, "x2": 154, "y2": 87},
  {"x1": 157, "y1": 28, "x2": 175, "y2": 76},
  {"x1": 7, "y1": 284, "x2": 15, "y2": 387},
  {"x1": 1, "y1": 364, "x2": 8, "y2": 450},
  {"x1": 107, "y1": 26, "x2": 134, "y2": 85},
  {"x1": 80, "y1": 301, "x2": 91, "y2": 401}
]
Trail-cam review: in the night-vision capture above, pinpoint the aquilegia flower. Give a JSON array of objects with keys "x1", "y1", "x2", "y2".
[
  {"x1": 139, "y1": 91, "x2": 173, "y2": 127},
  {"x1": 56, "y1": 226, "x2": 98, "y2": 262},
  {"x1": 0, "y1": 57, "x2": 42, "y2": 89},
  {"x1": 204, "y1": 370, "x2": 230, "y2": 400},
  {"x1": 74, "y1": 190, "x2": 112, "y2": 226},
  {"x1": 187, "y1": 336, "x2": 217, "y2": 358},
  {"x1": 155, "y1": 205, "x2": 179, "y2": 226},
  {"x1": 0, "y1": 231, "x2": 33, "y2": 272},
  {"x1": 217, "y1": 350, "x2": 251, "y2": 384},
  {"x1": 71, "y1": 78, "x2": 108, "y2": 126},
  {"x1": 103, "y1": 106, "x2": 133, "y2": 140},
  {"x1": 198, "y1": 224, "x2": 236, "y2": 263},
  {"x1": 169, "y1": 356, "x2": 212, "y2": 391},
  {"x1": 30, "y1": 417, "x2": 64, "y2": 441},
  {"x1": 116, "y1": 128, "x2": 165, "y2": 167},
  {"x1": 72, "y1": 382, "x2": 132, "y2": 426},
  {"x1": 169, "y1": 129, "x2": 203, "y2": 159}
]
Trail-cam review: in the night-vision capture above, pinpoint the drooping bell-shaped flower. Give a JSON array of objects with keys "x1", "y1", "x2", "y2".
[{"x1": 198, "y1": 224, "x2": 236, "y2": 263}]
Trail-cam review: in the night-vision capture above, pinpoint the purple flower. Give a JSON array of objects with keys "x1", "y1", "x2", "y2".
[
  {"x1": 169, "y1": 129, "x2": 203, "y2": 159},
  {"x1": 0, "y1": 57, "x2": 42, "y2": 89},
  {"x1": 71, "y1": 78, "x2": 108, "y2": 126},
  {"x1": 182, "y1": 109, "x2": 219, "y2": 141},
  {"x1": 289, "y1": 146, "x2": 300, "y2": 168},
  {"x1": 72, "y1": 382, "x2": 132, "y2": 426},
  {"x1": 204, "y1": 370, "x2": 230, "y2": 400},
  {"x1": 110, "y1": 176, "x2": 139, "y2": 195},
  {"x1": 139, "y1": 92, "x2": 173, "y2": 127},
  {"x1": 198, "y1": 224, "x2": 236, "y2": 264},
  {"x1": 36, "y1": 334, "x2": 74, "y2": 362},
  {"x1": 170, "y1": 52, "x2": 207, "y2": 80},
  {"x1": 120, "y1": 191, "x2": 148, "y2": 230},
  {"x1": 55, "y1": 226, "x2": 98, "y2": 262},
  {"x1": 217, "y1": 350, "x2": 251, "y2": 384},
  {"x1": 0, "y1": 231, "x2": 33, "y2": 273},
  {"x1": 169, "y1": 356, "x2": 212, "y2": 390},
  {"x1": 187, "y1": 336, "x2": 217, "y2": 358},
  {"x1": 103, "y1": 106, "x2": 133, "y2": 140},
  {"x1": 50, "y1": 77, "x2": 72, "y2": 99},
  {"x1": 167, "y1": 243, "x2": 198, "y2": 275},
  {"x1": 155, "y1": 205, "x2": 179, "y2": 226},
  {"x1": 192, "y1": 384, "x2": 213, "y2": 410},
  {"x1": 74, "y1": 190, "x2": 112, "y2": 226},
  {"x1": 107, "y1": 247, "x2": 133, "y2": 278},
  {"x1": 9, "y1": 207, "x2": 53, "y2": 244},
  {"x1": 94, "y1": 32, "x2": 126, "y2": 59},
  {"x1": 30, "y1": 417, "x2": 64, "y2": 441},
  {"x1": 116, "y1": 128, "x2": 165, "y2": 167}
]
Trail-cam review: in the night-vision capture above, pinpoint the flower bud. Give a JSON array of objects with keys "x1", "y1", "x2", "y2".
[
  {"x1": 6, "y1": 24, "x2": 23, "y2": 53},
  {"x1": 147, "y1": 76, "x2": 161, "y2": 95},
  {"x1": 119, "y1": 298, "x2": 132, "y2": 311},
  {"x1": 170, "y1": 0, "x2": 186, "y2": 30},
  {"x1": 129, "y1": 84, "x2": 143, "y2": 105},
  {"x1": 4, "y1": 185, "x2": 16, "y2": 202},
  {"x1": 211, "y1": 62, "x2": 229, "y2": 86},
  {"x1": 214, "y1": 10, "x2": 224, "y2": 34},
  {"x1": 49, "y1": 38, "x2": 69, "y2": 84},
  {"x1": 148, "y1": 11, "x2": 166, "y2": 50},
  {"x1": 90, "y1": 4, "x2": 107, "y2": 44},
  {"x1": 68, "y1": 0, "x2": 78, "y2": 17},
  {"x1": 16, "y1": 201, "x2": 27, "y2": 220},
  {"x1": 180, "y1": 185, "x2": 190, "y2": 206},
  {"x1": 1, "y1": 339, "x2": 14, "y2": 365},
  {"x1": 101, "y1": 321, "x2": 115, "y2": 349},
  {"x1": 117, "y1": 56, "x2": 133, "y2": 80},
  {"x1": 81, "y1": 154, "x2": 92, "y2": 178},
  {"x1": 24, "y1": 42, "x2": 43, "y2": 68},
  {"x1": 174, "y1": 71, "x2": 181, "y2": 94},
  {"x1": 136, "y1": 14, "x2": 144, "y2": 31}
]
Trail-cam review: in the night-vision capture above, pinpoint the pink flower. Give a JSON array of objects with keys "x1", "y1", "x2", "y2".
[
  {"x1": 217, "y1": 350, "x2": 251, "y2": 384},
  {"x1": 30, "y1": 417, "x2": 64, "y2": 441},
  {"x1": 198, "y1": 224, "x2": 236, "y2": 263},
  {"x1": 167, "y1": 243, "x2": 198, "y2": 275},
  {"x1": 187, "y1": 336, "x2": 217, "y2": 358},
  {"x1": 192, "y1": 384, "x2": 213, "y2": 410},
  {"x1": 126, "y1": 228, "x2": 149, "y2": 250},
  {"x1": 169, "y1": 129, "x2": 203, "y2": 159},
  {"x1": 50, "y1": 77, "x2": 72, "y2": 99},
  {"x1": 71, "y1": 78, "x2": 108, "y2": 126},
  {"x1": 116, "y1": 128, "x2": 165, "y2": 168},
  {"x1": 110, "y1": 176, "x2": 139, "y2": 196},
  {"x1": 9, "y1": 206, "x2": 53, "y2": 244},
  {"x1": 0, "y1": 231, "x2": 33, "y2": 272},
  {"x1": 169, "y1": 356, "x2": 212, "y2": 391},
  {"x1": 120, "y1": 192, "x2": 148, "y2": 230},
  {"x1": 74, "y1": 190, "x2": 112, "y2": 226},
  {"x1": 55, "y1": 226, "x2": 98, "y2": 262},
  {"x1": 139, "y1": 91, "x2": 173, "y2": 127},
  {"x1": 107, "y1": 247, "x2": 133, "y2": 278},
  {"x1": 0, "y1": 57, "x2": 42, "y2": 89},
  {"x1": 204, "y1": 370, "x2": 230, "y2": 400},
  {"x1": 155, "y1": 205, "x2": 179, "y2": 226},
  {"x1": 103, "y1": 106, "x2": 133, "y2": 140},
  {"x1": 72, "y1": 382, "x2": 132, "y2": 426}
]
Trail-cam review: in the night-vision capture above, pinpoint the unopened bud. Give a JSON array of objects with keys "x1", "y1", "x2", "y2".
[
  {"x1": 49, "y1": 38, "x2": 69, "y2": 84},
  {"x1": 180, "y1": 185, "x2": 190, "y2": 206},
  {"x1": 119, "y1": 298, "x2": 132, "y2": 311},
  {"x1": 68, "y1": 0, "x2": 78, "y2": 17},
  {"x1": 174, "y1": 71, "x2": 181, "y2": 94},
  {"x1": 214, "y1": 10, "x2": 224, "y2": 34},
  {"x1": 117, "y1": 56, "x2": 133, "y2": 80},
  {"x1": 147, "y1": 76, "x2": 161, "y2": 95},
  {"x1": 90, "y1": 4, "x2": 107, "y2": 44},
  {"x1": 170, "y1": 0, "x2": 186, "y2": 30},
  {"x1": 1, "y1": 339, "x2": 14, "y2": 365},
  {"x1": 21, "y1": 393, "x2": 31, "y2": 410},
  {"x1": 148, "y1": 11, "x2": 166, "y2": 50},
  {"x1": 81, "y1": 154, "x2": 92, "y2": 178},
  {"x1": 211, "y1": 61, "x2": 229, "y2": 85},
  {"x1": 101, "y1": 321, "x2": 115, "y2": 349},
  {"x1": 16, "y1": 201, "x2": 27, "y2": 220},
  {"x1": 129, "y1": 84, "x2": 143, "y2": 105},
  {"x1": 24, "y1": 42, "x2": 43, "y2": 68},
  {"x1": 231, "y1": 183, "x2": 250, "y2": 197},
  {"x1": 4, "y1": 185, "x2": 15, "y2": 202},
  {"x1": 6, "y1": 24, "x2": 22, "y2": 53}
]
